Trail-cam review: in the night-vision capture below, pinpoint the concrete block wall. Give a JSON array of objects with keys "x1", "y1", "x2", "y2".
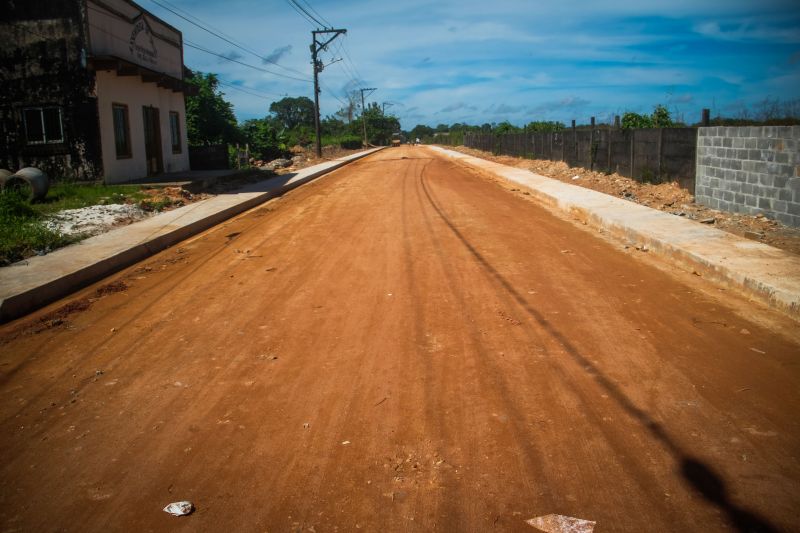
[{"x1": 695, "y1": 126, "x2": 800, "y2": 227}]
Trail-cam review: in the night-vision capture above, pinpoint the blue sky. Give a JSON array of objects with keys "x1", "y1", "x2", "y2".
[{"x1": 147, "y1": 0, "x2": 800, "y2": 129}]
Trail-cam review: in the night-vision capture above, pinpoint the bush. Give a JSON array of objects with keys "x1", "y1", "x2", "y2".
[
  {"x1": 338, "y1": 136, "x2": 362, "y2": 149},
  {"x1": 0, "y1": 189, "x2": 76, "y2": 266},
  {"x1": 0, "y1": 189, "x2": 37, "y2": 219}
]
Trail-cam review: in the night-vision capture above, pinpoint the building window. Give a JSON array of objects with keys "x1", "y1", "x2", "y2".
[
  {"x1": 169, "y1": 111, "x2": 181, "y2": 154},
  {"x1": 23, "y1": 107, "x2": 64, "y2": 144},
  {"x1": 112, "y1": 103, "x2": 132, "y2": 159}
]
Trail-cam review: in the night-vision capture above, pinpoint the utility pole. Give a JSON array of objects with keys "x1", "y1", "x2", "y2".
[
  {"x1": 359, "y1": 87, "x2": 376, "y2": 147},
  {"x1": 310, "y1": 28, "x2": 347, "y2": 157},
  {"x1": 382, "y1": 101, "x2": 394, "y2": 114}
]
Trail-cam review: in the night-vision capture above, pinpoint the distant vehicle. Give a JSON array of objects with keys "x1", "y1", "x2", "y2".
[{"x1": 391, "y1": 132, "x2": 402, "y2": 147}]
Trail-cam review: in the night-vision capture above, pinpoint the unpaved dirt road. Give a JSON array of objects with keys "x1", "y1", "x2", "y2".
[{"x1": 1, "y1": 146, "x2": 798, "y2": 532}]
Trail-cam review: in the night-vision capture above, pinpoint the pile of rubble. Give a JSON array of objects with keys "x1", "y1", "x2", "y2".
[
  {"x1": 251, "y1": 155, "x2": 305, "y2": 172},
  {"x1": 43, "y1": 187, "x2": 207, "y2": 238}
]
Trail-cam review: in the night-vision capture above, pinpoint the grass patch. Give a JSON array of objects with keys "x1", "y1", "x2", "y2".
[
  {"x1": 0, "y1": 190, "x2": 79, "y2": 266},
  {"x1": 0, "y1": 183, "x2": 158, "y2": 266},
  {"x1": 31, "y1": 183, "x2": 148, "y2": 216}
]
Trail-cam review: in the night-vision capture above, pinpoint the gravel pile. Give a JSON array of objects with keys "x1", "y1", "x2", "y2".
[{"x1": 44, "y1": 203, "x2": 151, "y2": 237}]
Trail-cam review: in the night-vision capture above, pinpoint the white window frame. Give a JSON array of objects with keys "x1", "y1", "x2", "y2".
[{"x1": 23, "y1": 106, "x2": 64, "y2": 144}]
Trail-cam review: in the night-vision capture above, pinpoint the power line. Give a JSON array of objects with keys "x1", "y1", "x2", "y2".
[
  {"x1": 318, "y1": 79, "x2": 348, "y2": 107},
  {"x1": 284, "y1": 0, "x2": 322, "y2": 27},
  {"x1": 217, "y1": 79, "x2": 288, "y2": 100},
  {"x1": 297, "y1": 0, "x2": 333, "y2": 29},
  {"x1": 332, "y1": 40, "x2": 361, "y2": 84},
  {"x1": 148, "y1": 0, "x2": 308, "y2": 77},
  {"x1": 340, "y1": 36, "x2": 365, "y2": 83},
  {"x1": 184, "y1": 40, "x2": 311, "y2": 82}
]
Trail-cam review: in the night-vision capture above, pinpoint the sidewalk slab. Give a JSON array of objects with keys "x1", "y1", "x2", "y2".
[
  {"x1": 431, "y1": 146, "x2": 800, "y2": 319},
  {"x1": 0, "y1": 148, "x2": 382, "y2": 323}
]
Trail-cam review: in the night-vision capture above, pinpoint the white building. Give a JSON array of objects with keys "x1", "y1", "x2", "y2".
[
  {"x1": 1, "y1": 0, "x2": 193, "y2": 183},
  {"x1": 88, "y1": 0, "x2": 191, "y2": 182}
]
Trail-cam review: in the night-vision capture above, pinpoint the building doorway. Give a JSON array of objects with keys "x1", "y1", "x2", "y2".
[{"x1": 142, "y1": 106, "x2": 163, "y2": 176}]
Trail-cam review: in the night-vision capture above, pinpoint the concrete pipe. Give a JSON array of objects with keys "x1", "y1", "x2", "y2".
[{"x1": 4, "y1": 167, "x2": 50, "y2": 202}]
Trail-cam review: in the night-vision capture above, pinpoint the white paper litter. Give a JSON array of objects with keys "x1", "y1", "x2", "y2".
[
  {"x1": 163, "y1": 501, "x2": 194, "y2": 516},
  {"x1": 526, "y1": 514, "x2": 595, "y2": 533}
]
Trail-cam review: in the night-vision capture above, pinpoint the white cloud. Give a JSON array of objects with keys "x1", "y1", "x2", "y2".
[
  {"x1": 156, "y1": 0, "x2": 799, "y2": 127},
  {"x1": 694, "y1": 19, "x2": 800, "y2": 43}
]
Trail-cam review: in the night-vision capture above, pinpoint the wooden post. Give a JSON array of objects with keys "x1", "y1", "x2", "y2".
[
  {"x1": 590, "y1": 116, "x2": 596, "y2": 170},
  {"x1": 630, "y1": 130, "x2": 635, "y2": 178},
  {"x1": 607, "y1": 122, "x2": 612, "y2": 171},
  {"x1": 572, "y1": 120, "x2": 577, "y2": 163},
  {"x1": 657, "y1": 128, "x2": 664, "y2": 181}
]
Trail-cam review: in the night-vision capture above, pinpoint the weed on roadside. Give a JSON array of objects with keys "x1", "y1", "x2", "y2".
[
  {"x1": 33, "y1": 183, "x2": 147, "y2": 216},
  {"x1": 0, "y1": 190, "x2": 78, "y2": 266}
]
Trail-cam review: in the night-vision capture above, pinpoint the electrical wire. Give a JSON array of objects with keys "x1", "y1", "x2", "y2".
[
  {"x1": 284, "y1": 0, "x2": 319, "y2": 27},
  {"x1": 332, "y1": 40, "x2": 361, "y2": 83},
  {"x1": 286, "y1": 0, "x2": 327, "y2": 28},
  {"x1": 85, "y1": 3, "x2": 311, "y2": 84},
  {"x1": 297, "y1": 0, "x2": 333, "y2": 29},
  {"x1": 318, "y1": 79, "x2": 348, "y2": 107},
  {"x1": 342, "y1": 38, "x2": 364, "y2": 81},
  {"x1": 184, "y1": 40, "x2": 311, "y2": 83},
  {"x1": 217, "y1": 79, "x2": 288, "y2": 100},
  {"x1": 148, "y1": 0, "x2": 308, "y2": 78}
]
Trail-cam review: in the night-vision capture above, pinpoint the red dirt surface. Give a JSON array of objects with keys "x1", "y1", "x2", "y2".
[
  {"x1": 1, "y1": 146, "x2": 798, "y2": 532},
  {"x1": 449, "y1": 145, "x2": 800, "y2": 256}
]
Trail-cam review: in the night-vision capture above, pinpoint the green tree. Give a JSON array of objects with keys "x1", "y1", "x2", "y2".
[
  {"x1": 493, "y1": 121, "x2": 521, "y2": 134},
  {"x1": 240, "y1": 118, "x2": 286, "y2": 160},
  {"x1": 525, "y1": 121, "x2": 565, "y2": 132},
  {"x1": 409, "y1": 124, "x2": 434, "y2": 140},
  {"x1": 184, "y1": 71, "x2": 241, "y2": 145},
  {"x1": 621, "y1": 105, "x2": 674, "y2": 129},
  {"x1": 650, "y1": 104, "x2": 674, "y2": 128},
  {"x1": 269, "y1": 96, "x2": 315, "y2": 131},
  {"x1": 621, "y1": 111, "x2": 653, "y2": 129},
  {"x1": 362, "y1": 103, "x2": 400, "y2": 145}
]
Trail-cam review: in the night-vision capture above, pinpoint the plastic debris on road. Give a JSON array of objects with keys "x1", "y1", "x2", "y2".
[
  {"x1": 163, "y1": 501, "x2": 194, "y2": 516},
  {"x1": 526, "y1": 514, "x2": 595, "y2": 533}
]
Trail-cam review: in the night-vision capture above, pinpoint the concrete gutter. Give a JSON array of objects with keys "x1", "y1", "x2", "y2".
[
  {"x1": 0, "y1": 148, "x2": 382, "y2": 323},
  {"x1": 431, "y1": 146, "x2": 800, "y2": 319}
]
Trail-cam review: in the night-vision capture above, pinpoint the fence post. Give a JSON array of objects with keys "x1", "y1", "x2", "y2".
[
  {"x1": 630, "y1": 130, "x2": 635, "y2": 178},
  {"x1": 607, "y1": 123, "x2": 612, "y2": 171},
  {"x1": 657, "y1": 128, "x2": 664, "y2": 182},
  {"x1": 589, "y1": 117, "x2": 595, "y2": 171}
]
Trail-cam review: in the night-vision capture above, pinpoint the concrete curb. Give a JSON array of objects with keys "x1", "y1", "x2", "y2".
[
  {"x1": 431, "y1": 146, "x2": 800, "y2": 319},
  {"x1": 0, "y1": 148, "x2": 383, "y2": 323}
]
